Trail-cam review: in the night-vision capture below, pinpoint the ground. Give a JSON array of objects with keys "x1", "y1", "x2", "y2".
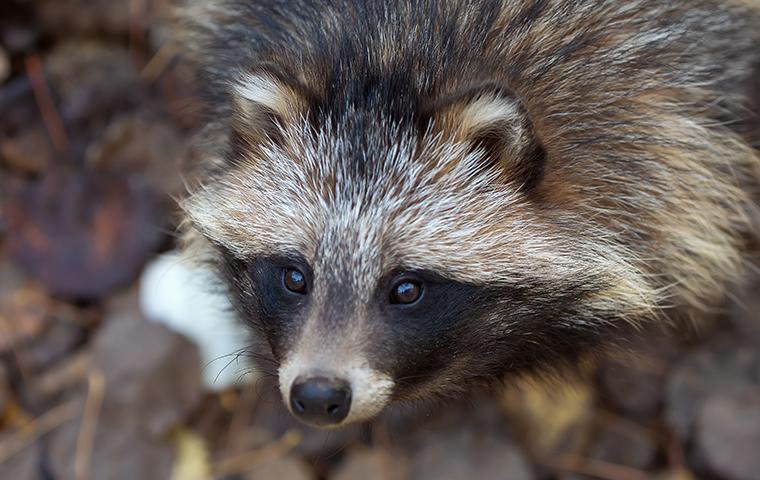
[{"x1": 1, "y1": 1, "x2": 760, "y2": 479}]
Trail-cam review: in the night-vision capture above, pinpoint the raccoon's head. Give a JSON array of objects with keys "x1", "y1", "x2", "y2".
[{"x1": 182, "y1": 70, "x2": 657, "y2": 428}]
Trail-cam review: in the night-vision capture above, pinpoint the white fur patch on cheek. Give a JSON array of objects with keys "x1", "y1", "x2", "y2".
[{"x1": 278, "y1": 353, "x2": 395, "y2": 426}]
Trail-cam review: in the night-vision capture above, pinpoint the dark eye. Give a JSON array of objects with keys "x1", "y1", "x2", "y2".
[
  {"x1": 390, "y1": 280, "x2": 423, "y2": 304},
  {"x1": 283, "y1": 268, "x2": 307, "y2": 294}
]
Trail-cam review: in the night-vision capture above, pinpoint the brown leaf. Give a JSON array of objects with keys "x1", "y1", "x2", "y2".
[{"x1": 6, "y1": 167, "x2": 164, "y2": 299}]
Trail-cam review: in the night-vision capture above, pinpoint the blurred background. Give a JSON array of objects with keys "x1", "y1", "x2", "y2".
[{"x1": 1, "y1": 1, "x2": 760, "y2": 479}]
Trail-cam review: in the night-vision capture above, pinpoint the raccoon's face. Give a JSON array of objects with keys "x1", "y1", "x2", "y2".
[{"x1": 183, "y1": 72, "x2": 656, "y2": 428}]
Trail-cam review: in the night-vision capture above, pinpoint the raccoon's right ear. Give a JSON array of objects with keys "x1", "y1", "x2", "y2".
[
  {"x1": 431, "y1": 87, "x2": 546, "y2": 190},
  {"x1": 231, "y1": 70, "x2": 311, "y2": 146}
]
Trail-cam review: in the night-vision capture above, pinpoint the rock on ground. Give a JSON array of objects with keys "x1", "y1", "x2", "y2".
[
  {"x1": 666, "y1": 336, "x2": 759, "y2": 442},
  {"x1": 411, "y1": 428, "x2": 534, "y2": 480},
  {"x1": 406, "y1": 403, "x2": 535, "y2": 480},
  {"x1": 697, "y1": 388, "x2": 760, "y2": 480},
  {"x1": 331, "y1": 448, "x2": 403, "y2": 480},
  {"x1": 48, "y1": 420, "x2": 174, "y2": 480},
  {"x1": 245, "y1": 456, "x2": 314, "y2": 480},
  {"x1": 667, "y1": 334, "x2": 760, "y2": 479},
  {"x1": 92, "y1": 315, "x2": 204, "y2": 438}
]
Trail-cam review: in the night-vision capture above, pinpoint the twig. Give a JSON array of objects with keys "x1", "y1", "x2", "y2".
[
  {"x1": 75, "y1": 370, "x2": 106, "y2": 480},
  {"x1": 140, "y1": 42, "x2": 180, "y2": 83},
  {"x1": 129, "y1": 0, "x2": 148, "y2": 68},
  {"x1": 213, "y1": 429, "x2": 303, "y2": 477},
  {"x1": 223, "y1": 383, "x2": 260, "y2": 455},
  {"x1": 24, "y1": 55, "x2": 69, "y2": 151},
  {"x1": 665, "y1": 429, "x2": 687, "y2": 471},
  {"x1": 596, "y1": 410, "x2": 656, "y2": 442},
  {"x1": 34, "y1": 350, "x2": 92, "y2": 398},
  {"x1": 0, "y1": 400, "x2": 81, "y2": 464}
]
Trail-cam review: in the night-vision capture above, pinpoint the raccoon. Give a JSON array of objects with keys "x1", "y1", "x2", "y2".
[{"x1": 176, "y1": 0, "x2": 760, "y2": 427}]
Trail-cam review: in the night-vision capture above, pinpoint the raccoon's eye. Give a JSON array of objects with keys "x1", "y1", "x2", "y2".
[
  {"x1": 283, "y1": 268, "x2": 307, "y2": 294},
  {"x1": 390, "y1": 280, "x2": 422, "y2": 304}
]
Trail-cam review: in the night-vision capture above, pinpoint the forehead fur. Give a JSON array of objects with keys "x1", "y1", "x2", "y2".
[{"x1": 184, "y1": 113, "x2": 654, "y2": 313}]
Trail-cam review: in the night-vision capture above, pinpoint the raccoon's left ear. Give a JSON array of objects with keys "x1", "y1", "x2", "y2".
[
  {"x1": 231, "y1": 70, "x2": 311, "y2": 145},
  {"x1": 431, "y1": 87, "x2": 545, "y2": 189}
]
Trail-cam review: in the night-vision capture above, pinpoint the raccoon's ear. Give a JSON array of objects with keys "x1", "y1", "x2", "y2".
[
  {"x1": 231, "y1": 71, "x2": 310, "y2": 146},
  {"x1": 432, "y1": 88, "x2": 545, "y2": 189}
]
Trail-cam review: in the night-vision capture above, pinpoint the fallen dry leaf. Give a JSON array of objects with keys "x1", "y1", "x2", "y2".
[
  {"x1": 170, "y1": 428, "x2": 213, "y2": 480},
  {"x1": 6, "y1": 167, "x2": 164, "y2": 299}
]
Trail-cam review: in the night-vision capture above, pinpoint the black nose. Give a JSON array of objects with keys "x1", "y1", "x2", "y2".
[{"x1": 289, "y1": 376, "x2": 352, "y2": 426}]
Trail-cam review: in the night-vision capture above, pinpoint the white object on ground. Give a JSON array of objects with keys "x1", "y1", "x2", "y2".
[{"x1": 139, "y1": 252, "x2": 256, "y2": 391}]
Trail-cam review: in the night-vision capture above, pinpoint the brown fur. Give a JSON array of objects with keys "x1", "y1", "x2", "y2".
[{"x1": 173, "y1": 0, "x2": 760, "y2": 423}]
